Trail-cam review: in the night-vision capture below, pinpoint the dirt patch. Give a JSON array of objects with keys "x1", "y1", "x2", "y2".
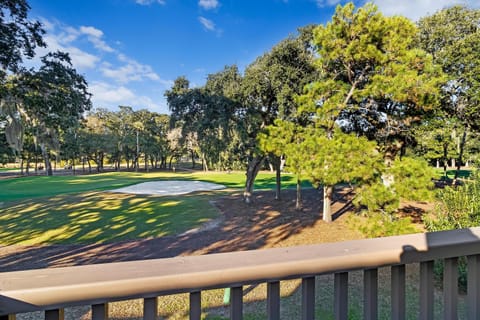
[{"x1": 0, "y1": 188, "x2": 432, "y2": 272}]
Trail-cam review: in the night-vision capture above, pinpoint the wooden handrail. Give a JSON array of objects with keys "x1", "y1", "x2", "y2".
[{"x1": 1, "y1": 227, "x2": 480, "y2": 315}]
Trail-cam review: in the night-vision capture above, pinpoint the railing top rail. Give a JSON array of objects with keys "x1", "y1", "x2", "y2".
[{"x1": 1, "y1": 227, "x2": 480, "y2": 315}]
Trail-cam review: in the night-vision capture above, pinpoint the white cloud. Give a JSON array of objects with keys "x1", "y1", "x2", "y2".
[
  {"x1": 99, "y1": 53, "x2": 174, "y2": 86},
  {"x1": 79, "y1": 26, "x2": 103, "y2": 38},
  {"x1": 42, "y1": 34, "x2": 100, "y2": 69},
  {"x1": 80, "y1": 25, "x2": 115, "y2": 53},
  {"x1": 135, "y1": 0, "x2": 166, "y2": 5},
  {"x1": 65, "y1": 46, "x2": 100, "y2": 69},
  {"x1": 40, "y1": 18, "x2": 55, "y2": 32},
  {"x1": 35, "y1": 21, "x2": 116, "y2": 70},
  {"x1": 198, "y1": 16, "x2": 215, "y2": 31},
  {"x1": 90, "y1": 82, "x2": 136, "y2": 104},
  {"x1": 90, "y1": 81, "x2": 167, "y2": 113},
  {"x1": 134, "y1": 95, "x2": 168, "y2": 113},
  {"x1": 371, "y1": 0, "x2": 480, "y2": 21},
  {"x1": 315, "y1": 0, "x2": 343, "y2": 7},
  {"x1": 199, "y1": 0, "x2": 219, "y2": 10},
  {"x1": 34, "y1": 19, "x2": 171, "y2": 113},
  {"x1": 101, "y1": 59, "x2": 160, "y2": 83}
]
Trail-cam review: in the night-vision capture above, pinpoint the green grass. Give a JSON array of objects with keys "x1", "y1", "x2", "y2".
[
  {"x1": 0, "y1": 167, "x2": 18, "y2": 171},
  {"x1": 435, "y1": 168, "x2": 473, "y2": 180},
  {"x1": 0, "y1": 170, "x2": 303, "y2": 202},
  {"x1": 0, "y1": 170, "x2": 306, "y2": 245},
  {"x1": 0, "y1": 192, "x2": 219, "y2": 245}
]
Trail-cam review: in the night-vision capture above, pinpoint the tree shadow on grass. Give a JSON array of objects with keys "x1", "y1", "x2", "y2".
[{"x1": 0, "y1": 187, "x2": 357, "y2": 272}]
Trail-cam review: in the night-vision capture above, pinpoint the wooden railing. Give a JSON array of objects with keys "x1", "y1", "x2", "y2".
[{"x1": 1, "y1": 227, "x2": 480, "y2": 319}]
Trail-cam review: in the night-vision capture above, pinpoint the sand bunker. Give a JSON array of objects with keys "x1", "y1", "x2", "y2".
[{"x1": 110, "y1": 180, "x2": 226, "y2": 196}]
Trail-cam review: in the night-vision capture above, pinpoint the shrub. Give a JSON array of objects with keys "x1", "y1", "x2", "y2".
[
  {"x1": 351, "y1": 182, "x2": 418, "y2": 238},
  {"x1": 353, "y1": 182, "x2": 399, "y2": 216},
  {"x1": 350, "y1": 157, "x2": 434, "y2": 238},
  {"x1": 390, "y1": 157, "x2": 435, "y2": 201},
  {"x1": 424, "y1": 170, "x2": 480, "y2": 293},
  {"x1": 424, "y1": 173, "x2": 480, "y2": 231},
  {"x1": 348, "y1": 211, "x2": 418, "y2": 238}
]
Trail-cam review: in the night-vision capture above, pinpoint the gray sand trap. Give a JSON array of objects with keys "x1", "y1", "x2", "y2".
[{"x1": 110, "y1": 180, "x2": 226, "y2": 196}]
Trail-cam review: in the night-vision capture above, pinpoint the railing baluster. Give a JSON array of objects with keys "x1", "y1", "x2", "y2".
[
  {"x1": 391, "y1": 264, "x2": 406, "y2": 320},
  {"x1": 190, "y1": 291, "x2": 201, "y2": 320},
  {"x1": 364, "y1": 268, "x2": 378, "y2": 320},
  {"x1": 143, "y1": 297, "x2": 158, "y2": 320},
  {"x1": 419, "y1": 261, "x2": 434, "y2": 320},
  {"x1": 45, "y1": 309, "x2": 64, "y2": 320},
  {"x1": 334, "y1": 272, "x2": 348, "y2": 320},
  {"x1": 301, "y1": 277, "x2": 315, "y2": 320},
  {"x1": 92, "y1": 303, "x2": 108, "y2": 320},
  {"x1": 468, "y1": 254, "x2": 480, "y2": 319},
  {"x1": 267, "y1": 281, "x2": 280, "y2": 320},
  {"x1": 444, "y1": 257, "x2": 458, "y2": 319},
  {"x1": 230, "y1": 286, "x2": 243, "y2": 320}
]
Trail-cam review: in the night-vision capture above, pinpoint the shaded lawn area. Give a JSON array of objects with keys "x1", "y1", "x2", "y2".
[
  {"x1": 435, "y1": 168, "x2": 473, "y2": 180},
  {"x1": 0, "y1": 170, "x2": 306, "y2": 202},
  {"x1": 0, "y1": 191, "x2": 220, "y2": 245}
]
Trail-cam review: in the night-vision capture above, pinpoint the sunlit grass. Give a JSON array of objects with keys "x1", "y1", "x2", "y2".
[
  {"x1": 434, "y1": 167, "x2": 474, "y2": 180},
  {"x1": 0, "y1": 170, "x2": 304, "y2": 202},
  {"x1": 0, "y1": 191, "x2": 220, "y2": 245}
]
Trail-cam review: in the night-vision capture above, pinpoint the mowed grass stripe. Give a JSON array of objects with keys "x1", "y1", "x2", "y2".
[{"x1": 0, "y1": 171, "x2": 303, "y2": 202}]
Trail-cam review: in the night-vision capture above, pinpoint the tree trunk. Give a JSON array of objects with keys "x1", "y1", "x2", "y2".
[
  {"x1": 323, "y1": 185, "x2": 333, "y2": 222},
  {"x1": 296, "y1": 175, "x2": 302, "y2": 210},
  {"x1": 26, "y1": 157, "x2": 30, "y2": 175},
  {"x1": 145, "y1": 153, "x2": 149, "y2": 172},
  {"x1": 454, "y1": 125, "x2": 468, "y2": 183},
  {"x1": 201, "y1": 154, "x2": 209, "y2": 172},
  {"x1": 99, "y1": 152, "x2": 104, "y2": 172},
  {"x1": 273, "y1": 156, "x2": 281, "y2": 200},
  {"x1": 443, "y1": 143, "x2": 448, "y2": 179},
  {"x1": 191, "y1": 150, "x2": 196, "y2": 169},
  {"x1": 40, "y1": 144, "x2": 53, "y2": 176},
  {"x1": 280, "y1": 156, "x2": 286, "y2": 171},
  {"x1": 244, "y1": 156, "x2": 264, "y2": 204},
  {"x1": 20, "y1": 157, "x2": 24, "y2": 175},
  {"x1": 381, "y1": 152, "x2": 395, "y2": 187},
  {"x1": 161, "y1": 156, "x2": 166, "y2": 169}
]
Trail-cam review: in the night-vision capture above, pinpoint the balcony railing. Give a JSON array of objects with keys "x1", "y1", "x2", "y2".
[{"x1": 1, "y1": 227, "x2": 480, "y2": 319}]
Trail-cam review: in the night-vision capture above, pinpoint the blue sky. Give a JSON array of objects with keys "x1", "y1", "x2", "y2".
[{"x1": 27, "y1": 0, "x2": 480, "y2": 114}]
